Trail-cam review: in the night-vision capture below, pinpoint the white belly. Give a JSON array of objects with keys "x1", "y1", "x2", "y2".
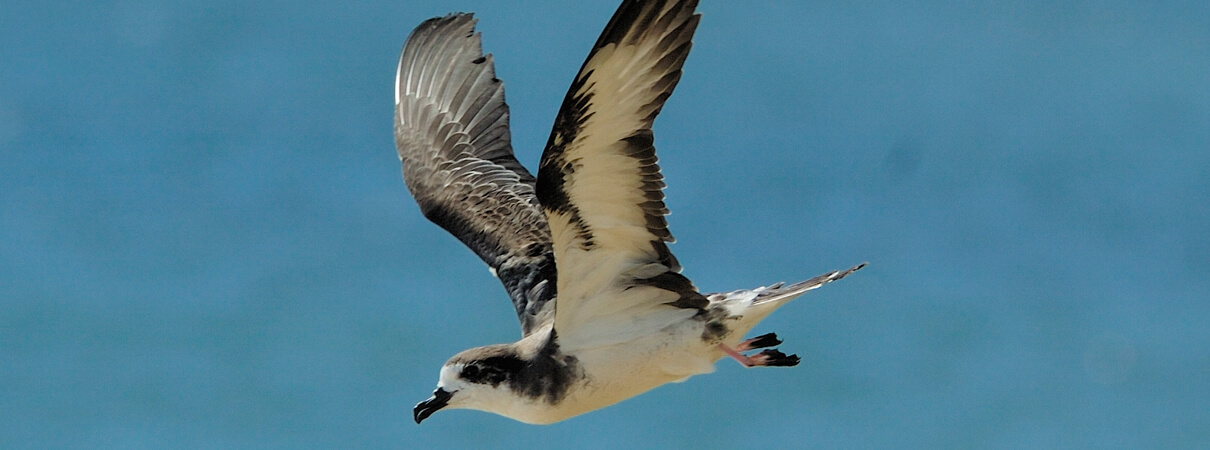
[{"x1": 513, "y1": 320, "x2": 723, "y2": 424}]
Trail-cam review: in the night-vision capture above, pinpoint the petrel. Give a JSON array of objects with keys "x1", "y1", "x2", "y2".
[{"x1": 395, "y1": 0, "x2": 863, "y2": 424}]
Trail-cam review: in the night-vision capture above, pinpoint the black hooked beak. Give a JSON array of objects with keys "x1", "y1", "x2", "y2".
[{"x1": 413, "y1": 387, "x2": 453, "y2": 424}]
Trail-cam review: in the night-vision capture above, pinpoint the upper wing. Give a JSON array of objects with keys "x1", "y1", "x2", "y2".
[
  {"x1": 535, "y1": 0, "x2": 705, "y2": 338},
  {"x1": 395, "y1": 14, "x2": 555, "y2": 336}
]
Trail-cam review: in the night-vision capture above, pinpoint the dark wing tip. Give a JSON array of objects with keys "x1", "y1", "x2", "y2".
[
  {"x1": 420, "y1": 12, "x2": 475, "y2": 28},
  {"x1": 406, "y1": 13, "x2": 477, "y2": 49},
  {"x1": 593, "y1": 0, "x2": 701, "y2": 50}
]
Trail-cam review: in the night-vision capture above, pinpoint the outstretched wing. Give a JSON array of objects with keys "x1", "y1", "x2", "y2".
[
  {"x1": 535, "y1": 0, "x2": 704, "y2": 338},
  {"x1": 395, "y1": 14, "x2": 555, "y2": 336}
]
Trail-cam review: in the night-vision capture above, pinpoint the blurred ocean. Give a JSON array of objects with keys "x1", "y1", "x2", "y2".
[{"x1": 2, "y1": 1, "x2": 1207, "y2": 448}]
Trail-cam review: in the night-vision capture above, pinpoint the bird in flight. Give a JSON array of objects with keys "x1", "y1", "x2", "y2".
[{"x1": 395, "y1": 0, "x2": 863, "y2": 424}]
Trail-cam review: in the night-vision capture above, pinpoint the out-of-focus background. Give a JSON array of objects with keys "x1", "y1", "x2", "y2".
[{"x1": 3, "y1": 1, "x2": 1207, "y2": 448}]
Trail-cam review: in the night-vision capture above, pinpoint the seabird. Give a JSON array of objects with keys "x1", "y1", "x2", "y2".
[{"x1": 395, "y1": 0, "x2": 864, "y2": 425}]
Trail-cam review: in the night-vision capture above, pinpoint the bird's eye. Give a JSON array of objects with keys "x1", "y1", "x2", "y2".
[
  {"x1": 460, "y1": 362, "x2": 507, "y2": 385},
  {"x1": 461, "y1": 364, "x2": 481, "y2": 379}
]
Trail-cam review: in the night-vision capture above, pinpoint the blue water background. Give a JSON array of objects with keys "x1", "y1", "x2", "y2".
[{"x1": 2, "y1": 1, "x2": 1207, "y2": 448}]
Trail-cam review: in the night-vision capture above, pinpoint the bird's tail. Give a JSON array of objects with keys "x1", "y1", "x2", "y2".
[
  {"x1": 705, "y1": 263, "x2": 865, "y2": 340},
  {"x1": 751, "y1": 262, "x2": 866, "y2": 306}
]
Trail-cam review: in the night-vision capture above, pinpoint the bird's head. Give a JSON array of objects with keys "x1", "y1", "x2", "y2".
[{"x1": 413, "y1": 344, "x2": 527, "y2": 424}]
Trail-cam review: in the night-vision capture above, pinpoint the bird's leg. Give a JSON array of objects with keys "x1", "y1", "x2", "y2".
[
  {"x1": 718, "y1": 334, "x2": 801, "y2": 368},
  {"x1": 718, "y1": 343, "x2": 757, "y2": 367}
]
